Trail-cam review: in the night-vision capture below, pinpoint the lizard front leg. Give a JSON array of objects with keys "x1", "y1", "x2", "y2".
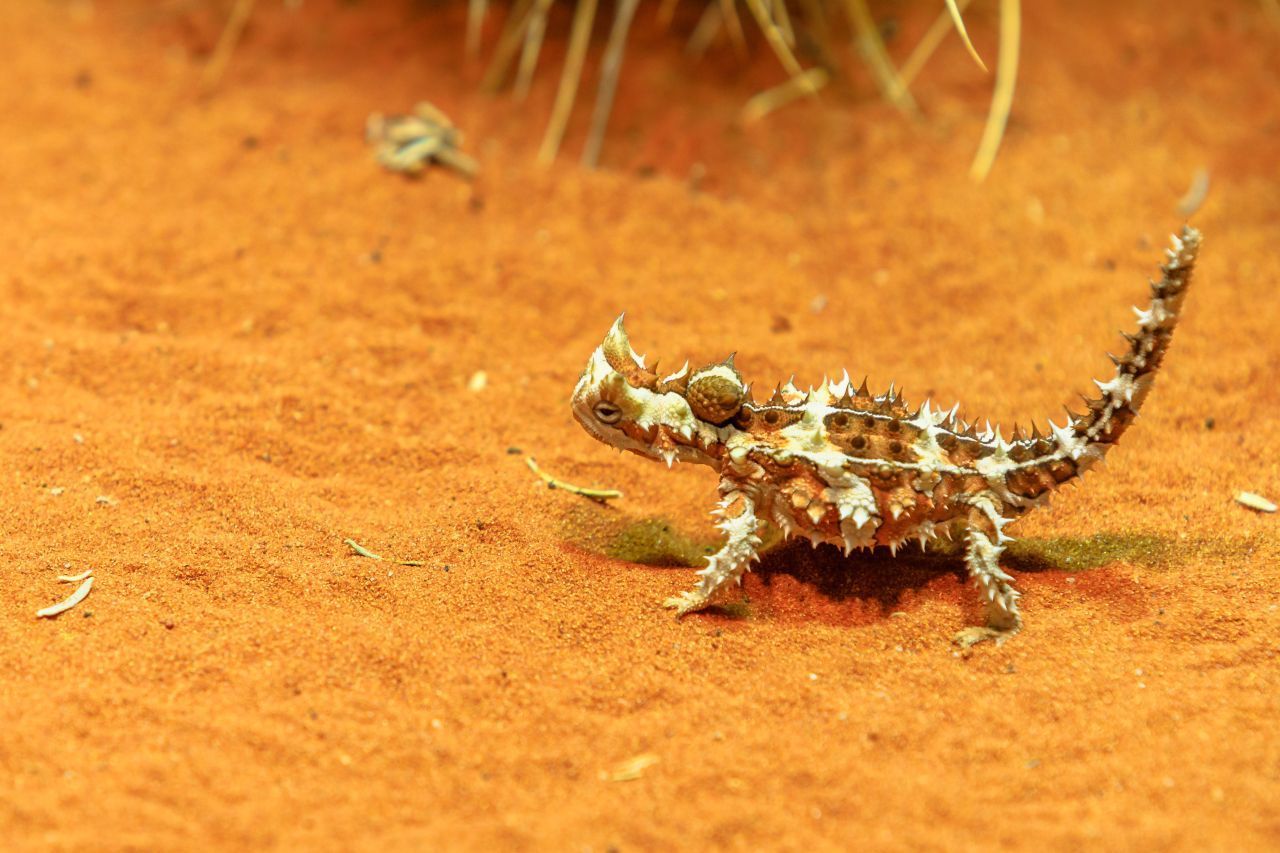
[
  {"x1": 664, "y1": 488, "x2": 762, "y2": 617},
  {"x1": 953, "y1": 493, "x2": 1023, "y2": 648}
]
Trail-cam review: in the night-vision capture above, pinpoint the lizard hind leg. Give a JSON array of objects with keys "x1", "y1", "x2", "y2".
[
  {"x1": 953, "y1": 496, "x2": 1023, "y2": 648},
  {"x1": 664, "y1": 490, "x2": 762, "y2": 617}
]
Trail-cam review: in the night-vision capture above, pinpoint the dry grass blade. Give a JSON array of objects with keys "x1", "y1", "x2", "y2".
[
  {"x1": 481, "y1": 0, "x2": 538, "y2": 92},
  {"x1": 969, "y1": 0, "x2": 1019, "y2": 181},
  {"x1": 687, "y1": 2, "x2": 724, "y2": 57},
  {"x1": 658, "y1": 0, "x2": 680, "y2": 27},
  {"x1": 583, "y1": 0, "x2": 641, "y2": 167},
  {"x1": 743, "y1": 0, "x2": 808, "y2": 79},
  {"x1": 772, "y1": 0, "x2": 797, "y2": 48},
  {"x1": 1265, "y1": 0, "x2": 1280, "y2": 27},
  {"x1": 202, "y1": 0, "x2": 256, "y2": 90},
  {"x1": 466, "y1": 0, "x2": 488, "y2": 58},
  {"x1": 741, "y1": 67, "x2": 829, "y2": 123},
  {"x1": 538, "y1": 0, "x2": 599, "y2": 165},
  {"x1": 900, "y1": 0, "x2": 972, "y2": 89},
  {"x1": 945, "y1": 0, "x2": 988, "y2": 72},
  {"x1": 796, "y1": 0, "x2": 839, "y2": 73},
  {"x1": 719, "y1": 0, "x2": 749, "y2": 57},
  {"x1": 514, "y1": 0, "x2": 555, "y2": 100},
  {"x1": 845, "y1": 0, "x2": 919, "y2": 116}
]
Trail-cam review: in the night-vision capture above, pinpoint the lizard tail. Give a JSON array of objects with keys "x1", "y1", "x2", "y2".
[{"x1": 1001, "y1": 226, "x2": 1202, "y2": 504}]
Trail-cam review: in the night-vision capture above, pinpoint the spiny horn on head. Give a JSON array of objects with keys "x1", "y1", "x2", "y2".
[
  {"x1": 601, "y1": 314, "x2": 657, "y2": 389},
  {"x1": 602, "y1": 314, "x2": 640, "y2": 370}
]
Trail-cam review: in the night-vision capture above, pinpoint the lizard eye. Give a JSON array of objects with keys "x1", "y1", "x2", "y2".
[{"x1": 593, "y1": 401, "x2": 622, "y2": 424}]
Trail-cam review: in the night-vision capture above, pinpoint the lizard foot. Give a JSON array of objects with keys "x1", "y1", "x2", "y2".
[
  {"x1": 663, "y1": 590, "x2": 711, "y2": 619},
  {"x1": 952, "y1": 623, "x2": 1019, "y2": 649}
]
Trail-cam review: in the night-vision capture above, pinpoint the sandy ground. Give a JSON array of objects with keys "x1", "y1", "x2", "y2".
[{"x1": 2, "y1": 0, "x2": 1279, "y2": 848}]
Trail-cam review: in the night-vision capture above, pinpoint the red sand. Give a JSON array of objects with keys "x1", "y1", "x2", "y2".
[{"x1": 2, "y1": 1, "x2": 1278, "y2": 848}]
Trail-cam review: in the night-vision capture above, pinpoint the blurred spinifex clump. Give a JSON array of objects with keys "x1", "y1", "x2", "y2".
[
  {"x1": 470, "y1": 0, "x2": 1018, "y2": 178},
  {"x1": 207, "y1": 0, "x2": 1022, "y2": 178}
]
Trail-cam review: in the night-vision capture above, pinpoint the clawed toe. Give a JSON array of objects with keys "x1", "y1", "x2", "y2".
[
  {"x1": 663, "y1": 591, "x2": 710, "y2": 618},
  {"x1": 953, "y1": 624, "x2": 1019, "y2": 649}
]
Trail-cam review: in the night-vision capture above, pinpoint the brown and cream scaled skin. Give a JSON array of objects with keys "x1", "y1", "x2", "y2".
[{"x1": 571, "y1": 228, "x2": 1201, "y2": 646}]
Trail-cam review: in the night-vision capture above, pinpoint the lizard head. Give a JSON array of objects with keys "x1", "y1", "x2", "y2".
[{"x1": 571, "y1": 315, "x2": 747, "y2": 468}]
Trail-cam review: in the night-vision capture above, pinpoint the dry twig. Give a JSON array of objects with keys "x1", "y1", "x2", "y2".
[
  {"x1": 526, "y1": 456, "x2": 622, "y2": 503},
  {"x1": 344, "y1": 539, "x2": 426, "y2": 566}
]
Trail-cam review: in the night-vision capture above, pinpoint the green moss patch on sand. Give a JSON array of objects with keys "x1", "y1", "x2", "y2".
[
  {"x1": 605, "y1": 518, "x2": 716, "y2": 567},
  {"x1": 560, "y1": 503, "x2": 716, "y2": 567},
  {"x1": 562, "y1": 501, "x2": 1210, "y2": 575},
  {"x1": 1004, "y1": 533, "x2": 1174, "y2": 572}
]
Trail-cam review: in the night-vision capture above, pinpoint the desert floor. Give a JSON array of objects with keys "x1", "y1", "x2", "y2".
[{"x1": 2, "y1": 0, "x2": 1278, "y2": 849}]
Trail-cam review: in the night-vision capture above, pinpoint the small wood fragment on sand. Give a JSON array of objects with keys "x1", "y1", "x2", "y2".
[
  {"x1": 37, "y1": 577, "x2": 94, "y2": 619},
  {"x1": 602, "y1": 752, "x2": 659, "y2": 782},
  {"x1": 525, "y1": 457, "x2": 622, "y2": 503},
  {"x1": 1176, "y1": 168, "x2": 1211, "y2": 217},
  {"x1": 1235, "y1": 491, "x2": 1277, "y2": 513},
  {"x1": 343, "y1": 539, "x2": 426, "y2": 566}
]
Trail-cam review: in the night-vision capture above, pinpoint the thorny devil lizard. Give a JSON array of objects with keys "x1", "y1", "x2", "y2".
[{"x1": 571, "y1": 227, "x2": 1201, "y2": 647}]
